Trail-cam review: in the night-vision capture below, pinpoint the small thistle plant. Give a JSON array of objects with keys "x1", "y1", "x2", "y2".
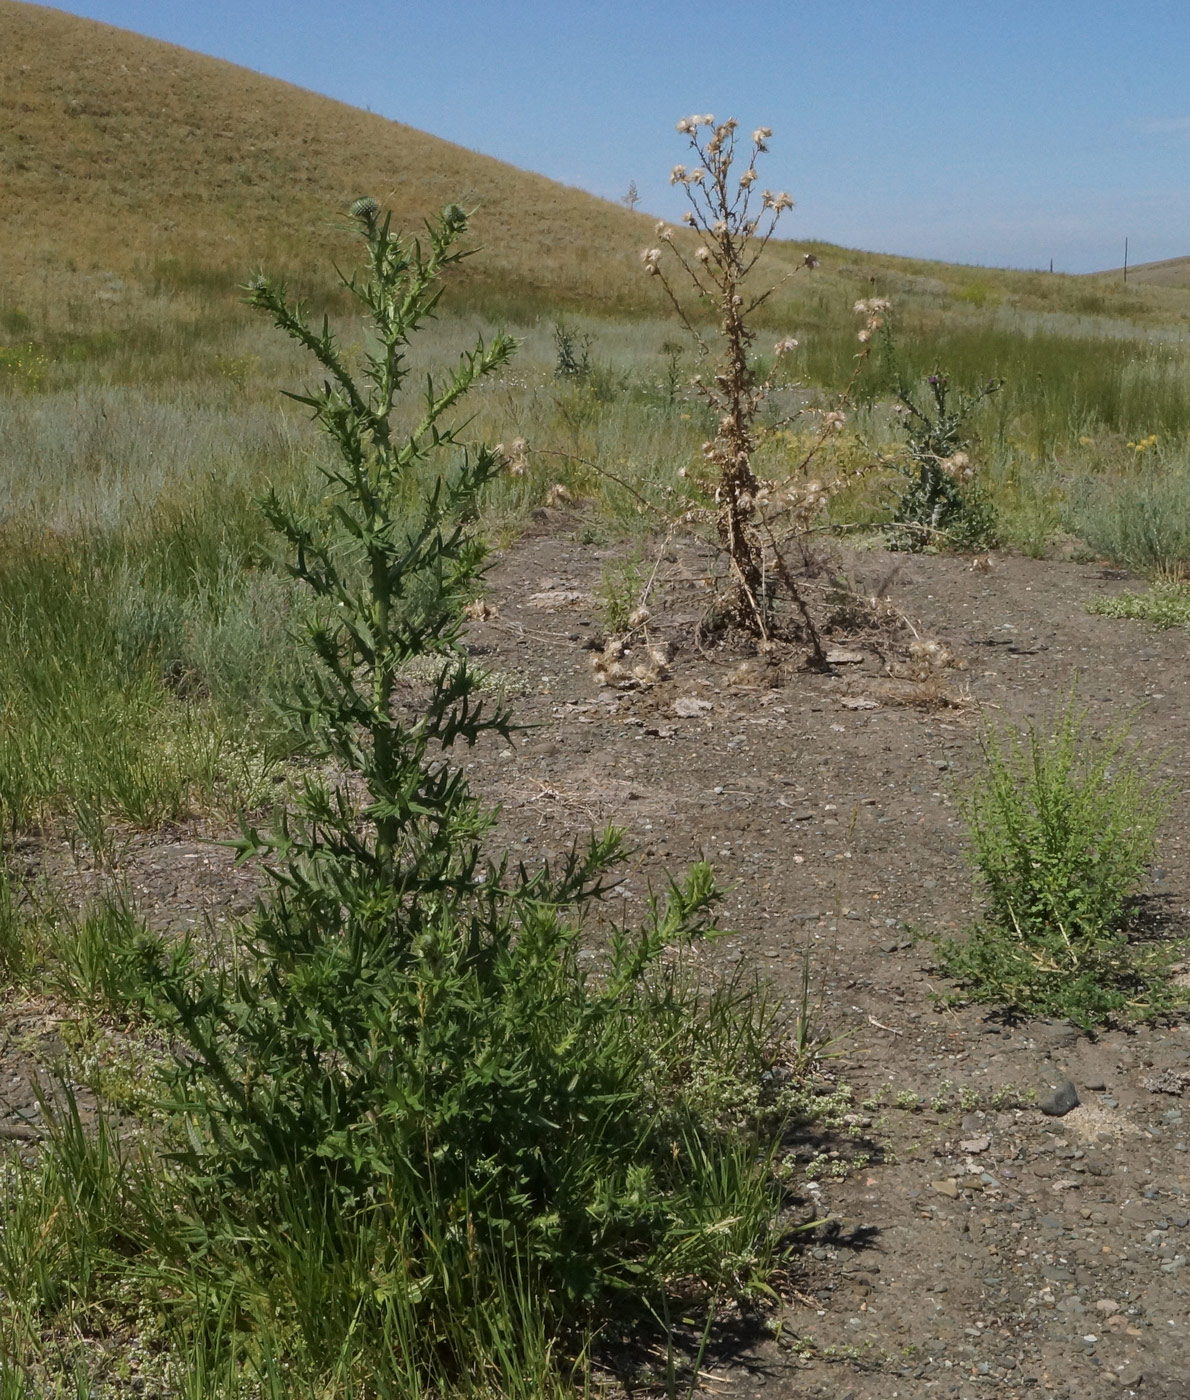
[{"x1": 888, "y1": 366, "x2": 1002, "y2": 550}]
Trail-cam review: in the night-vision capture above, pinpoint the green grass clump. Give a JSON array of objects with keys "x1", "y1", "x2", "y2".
[
  {"x1": 935, "y1": 695, "x2": 1185, "y2": 1027},
  {"x1": 0, "y1": 526, "x2": 285, "y2": 841}
]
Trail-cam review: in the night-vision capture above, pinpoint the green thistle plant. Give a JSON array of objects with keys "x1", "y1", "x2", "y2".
[
  {"x1": 135, "y1": 201, "x2": 790, "y2": 1381},
  {"x1": 888, "y1": 367, "x2": 1001, "y2": 551}
]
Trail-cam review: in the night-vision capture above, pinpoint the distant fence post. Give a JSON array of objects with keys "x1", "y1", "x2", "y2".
[{"x1": 1123, "y1": 237, "x2": 1129, "y2": 283}]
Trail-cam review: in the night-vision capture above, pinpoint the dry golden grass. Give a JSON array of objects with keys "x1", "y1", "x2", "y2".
[
  {"x1": 1106, "y1": 255, "x2": 1190, "y2": 289},
  {"x1": 0, "y1": 0, "x2": 661, "y2": 314}
]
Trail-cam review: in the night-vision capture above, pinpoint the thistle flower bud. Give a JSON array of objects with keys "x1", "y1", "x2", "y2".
[
  {"x1": 350, "y1": 195, "x2": 380, "y2": 223},
  {"x1": 681, "y1": 211, "x2": 696, "y2": 225},
  {"x1": 804, "y1": 253, "x2": 819, "y2": 268},
  {"x1": 739, "y1": 168, "x2": 757, "y2": 188},
  {"x1": 670, "y1": 164, "x2": 688, "y2": 184},
  {"x1": 752, "y1": 127, "x2": 773, "y2": 144},
  {"x1": 695, "y1": 247, "x2": 710, "y2": 262},
  {"x1": 774, "y1": 337, "x2": 799, "y2": 355},
  {"x1": 640, "y1": 247, "x2": 662, "y2": 274}
]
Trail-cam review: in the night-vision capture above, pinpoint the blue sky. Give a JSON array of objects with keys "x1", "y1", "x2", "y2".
[{"x1": 40, "y1": 0, "x2": 1190, "y2": 272}]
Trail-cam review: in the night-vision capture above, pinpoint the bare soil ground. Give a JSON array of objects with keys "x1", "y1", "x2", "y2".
[{"x1": 4, "y1": 517, "x2": 1189, "y2": 1399}]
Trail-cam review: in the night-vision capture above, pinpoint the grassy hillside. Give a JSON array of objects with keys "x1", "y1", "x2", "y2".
[
  {"x1": 5, "y1": 0, "x2": 1190, "y2": 333},
  {"x1": 1111, "y1": 255, "x2": 1190, "y2": 289},
  {"x1": 0, "y1": 0, "x2": 662, "y2": 315}
]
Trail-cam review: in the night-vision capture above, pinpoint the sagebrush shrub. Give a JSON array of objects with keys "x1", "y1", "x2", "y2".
[{"x1": 1066, "y1": 468, "x2": 1190, "y2": 576}]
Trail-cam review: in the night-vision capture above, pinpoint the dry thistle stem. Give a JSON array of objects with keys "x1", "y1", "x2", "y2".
[{"x1": 644, "y1": 115, "x2": 813, "y2": 637}]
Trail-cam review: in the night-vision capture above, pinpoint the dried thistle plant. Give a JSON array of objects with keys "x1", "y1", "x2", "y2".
[
  {"x1": 643, "y1": 116, "x2": 877, "y2": 654},
  {"x1": 642, "y1": 117, "x2": 803, "y2": 632}
]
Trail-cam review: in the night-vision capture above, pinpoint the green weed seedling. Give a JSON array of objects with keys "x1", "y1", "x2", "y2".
[
  {"x1": 935, "y1": 690, "x2": 1187, "y2": 1027},
  {"x1": 1087, "y1": 574, "x2": 1190, "y2": 630},
  {"x1": 597, "y1": 556, "x2": 647, "y2": 634}
]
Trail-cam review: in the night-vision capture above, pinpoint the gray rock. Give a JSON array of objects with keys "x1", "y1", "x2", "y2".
[{"x1": 1038, "y1": 1079, "x2": 1080, "y2": 1117}]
